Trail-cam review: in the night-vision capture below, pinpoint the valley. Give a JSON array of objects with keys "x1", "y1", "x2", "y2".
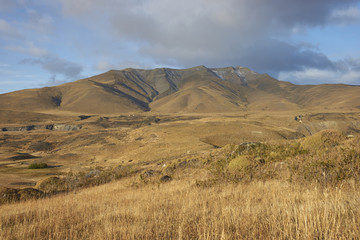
[{"x1": 1, "y1": 108, "x2": 359, "y2": 189}]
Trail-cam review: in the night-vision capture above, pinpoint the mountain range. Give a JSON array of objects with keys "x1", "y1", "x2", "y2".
[{"x1": 1, "y1": 66, "x2": 360, "y2": 114}]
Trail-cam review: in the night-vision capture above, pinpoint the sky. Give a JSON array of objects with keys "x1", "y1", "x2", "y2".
[{"x1": 1, "y1": 0, "x2": 360, "y2": 93}]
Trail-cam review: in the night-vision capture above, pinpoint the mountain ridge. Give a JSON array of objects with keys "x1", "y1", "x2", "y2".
[{"x1": 0, "y1": 66, "x2": 360, "y2": 114}]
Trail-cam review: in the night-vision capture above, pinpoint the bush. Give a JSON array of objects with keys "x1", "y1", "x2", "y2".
[
  {"x1": 300, "y1": 130, "x2": 345, "y2": 153},
  {"x1": 208, "y1": 131, "x2": 360, "y2": 186},
  {"x1": 35, "y1": 177, "x2": 65, "y2": 193},
  {"x1": 28, "y1": 163, "x2": 48, "y2": 169},
  {"x1": 228, "y1": 155, "x2": 250, "y2": 173}
]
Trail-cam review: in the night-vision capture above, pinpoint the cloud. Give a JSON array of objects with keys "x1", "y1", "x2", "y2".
[
  {"x1": 42, "y1": 75, "x2": 71, "y2": 87},
  {"x1": 279, "y1": 68, "x2": 360, "y2": 85},
  {"x1": 0, "y1": 18, "x2": 22, "y2": 39},
  {"x1": 6, "y1": 42, "x2": 49, "y2": 57},
  {"x1": 279, "y1": 58, "x2": 360, "y2": 85},
  {"x1": 7, "y1": 42, "x2": 83, "y2": 80},
  {"x1": 0, "y1": 0, "x2": 18, "y2": 12},
  {"x1": 57, "y1": 0, "x2": 360, "y2": 74},
  {"x1": 26, "y1": 9, "x2": 54, "y2": 34},
  {"x1": 20, "y1": 56, "x2": 83, "y2": 80},
  {"x1": 94, "y1": 60, "x2": 116, "y2": 72},
  {"x1": 330, "y1": 6, "x2": 360, "y2": 25}
]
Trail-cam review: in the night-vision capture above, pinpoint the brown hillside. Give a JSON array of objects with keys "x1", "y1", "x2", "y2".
[{"x1": 0, "y1": 66, "x2": 360, "y2": 114}]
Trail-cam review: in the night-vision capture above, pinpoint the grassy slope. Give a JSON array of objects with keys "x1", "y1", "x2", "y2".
[
  {"x1": 1, "y1": 111, "x2": 360, "y2": 188},
  {"x1": 1, "y1": 67, "x2": 360, "y2": 114},
  {"x1": 1, "y1": 178, "x2": 360, "y2": 240},
  {"x1": 1, "y1": 130, "x2": 360, "y2": 239}
]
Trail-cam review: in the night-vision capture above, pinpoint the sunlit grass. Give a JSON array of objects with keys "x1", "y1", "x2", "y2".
[{"x1": 1, "y1": 130, "x2": 360, "y2": 239}]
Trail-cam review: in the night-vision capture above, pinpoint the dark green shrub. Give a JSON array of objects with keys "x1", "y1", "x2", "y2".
[{"x1": 28, "y1": 163, "x2": 48, "y2": 169}]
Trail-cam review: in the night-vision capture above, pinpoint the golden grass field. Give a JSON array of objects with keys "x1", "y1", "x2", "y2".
[
  {"x1": 1, "y1": 176, "x2": 360, "y2": 239},
  {"x1": 1, "y1": 108, "x2": 360, "y2": 239}
]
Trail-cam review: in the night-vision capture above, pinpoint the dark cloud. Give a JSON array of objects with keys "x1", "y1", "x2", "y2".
[
  {"x1": 59, "y1": 0, "x2": 360, "y2": 84},
  {"x1": 20, "y1": 56, "x2": 83, "y2": 80},
  {"x1": 102, "y1": 0, "x2": 359, "y2": 72}
]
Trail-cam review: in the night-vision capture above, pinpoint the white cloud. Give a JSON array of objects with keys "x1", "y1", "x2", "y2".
[
  {"x1": 279, "y1": 68, "x2": 360, "y2": 85},
  {"x1": 15, "y1": 74, "x2": 37, "y2": 78},
  {"x1": 94, "y1": 60, "x2": 116, "y2": 71},
  {"x1": 331, "y1": 6, "x2": 360, "y2": 25},
  {"x1": 6, "y1": 42, "x2": 49, "y2": 57},
  {"x1": 0, "y1": 18, "x2": 22, "y2": 39}
]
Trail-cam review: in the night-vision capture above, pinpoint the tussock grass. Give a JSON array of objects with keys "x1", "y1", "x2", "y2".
[
  {"x1": 1, "y1": 179, "x2": 360, "y2": 239},
  {"x1": 1, "y1": 129, "x2": 360, "y2": 239},
  {"x1": 35, "y1": 165, "x2": 137, "y2": 194},
  {"x1": 210, "y1": 130, "x2": 360, "y2": 185}
]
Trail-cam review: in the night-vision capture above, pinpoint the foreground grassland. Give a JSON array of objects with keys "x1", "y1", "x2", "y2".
[
  {"x1": 1, "y1": 179, "x2": 360, "y2": 239},
  {"x1": 1, "y1": 130, "x2": 360, "y2": 239}
]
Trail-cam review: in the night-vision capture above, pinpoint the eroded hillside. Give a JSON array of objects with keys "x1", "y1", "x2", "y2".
[{"x1": 1, "y1": 66, "x2": 360, "y2": 114}]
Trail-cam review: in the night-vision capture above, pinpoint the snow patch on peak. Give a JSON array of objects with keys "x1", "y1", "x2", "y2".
[
  {"x1": 235, "y1": 69, "x2": 245, "y2": 78},
  {"x1": 233, "y1": 68, "x2": 247, "y2": 84},
  {"x1": 237, "y1": 66, "x2": 258, "y2": 75},
  {"x1": 211, "y1": 70, "x2": 225, "y2": 80}
]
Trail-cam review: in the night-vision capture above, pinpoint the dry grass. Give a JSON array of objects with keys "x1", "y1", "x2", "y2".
[
  {"x1": 1, "y1": 177, "x2": 360, "y2": 240},
  {"x1": 208, "y1": 130, "x2": 360, "y2": 186},
  {"x1": 1, "y1": 130, "x2": 360, "y2": 239}
]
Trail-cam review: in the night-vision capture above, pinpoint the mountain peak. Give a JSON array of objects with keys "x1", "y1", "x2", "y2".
[{"x1": 1, "y1": 66, "x2": 360, "y2": 114}]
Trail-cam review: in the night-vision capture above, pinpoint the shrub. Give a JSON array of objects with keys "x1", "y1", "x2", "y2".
[
  {"x1": 300, "y1": 129, "x2": 345, "y2": 153},
  {"x1": 28, "y1": 163, "x2": 48, "y2": 169},
  {"x1": 35, "y1": 177, "x2": 65, "y2": 193},
  {"x1": 209, "y1": 131, "x2": 360, "y2": 186},
  {"x1": 228, "y1": 155, "x2": 250, "y2": 173}
]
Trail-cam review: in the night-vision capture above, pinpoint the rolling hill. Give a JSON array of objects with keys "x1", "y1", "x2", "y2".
[{"x1": 0, "y1": 66, "x2": 360, "y2": 114}]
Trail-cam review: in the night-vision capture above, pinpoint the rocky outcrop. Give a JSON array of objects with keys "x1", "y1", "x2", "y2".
[{"x1": 2, "y1": 124, "x2": 81, "y2": 132}]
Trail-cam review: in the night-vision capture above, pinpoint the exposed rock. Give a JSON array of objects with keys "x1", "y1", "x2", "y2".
[
  {"x1": 85, "y1": 170, "x2": 101, "y2": 178},
  {"x1": 160, "y1": 175, "x2": 172, "y2": 182},
  {"x1": 1, "y1": 124, "x2": 81, "y2": 132},
  {"x1": 295, "y1": 115, "x2": 304, "y2": 122},
  {"x1": 52, "y1": 124, "x2": 81, "y2": 131}
]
